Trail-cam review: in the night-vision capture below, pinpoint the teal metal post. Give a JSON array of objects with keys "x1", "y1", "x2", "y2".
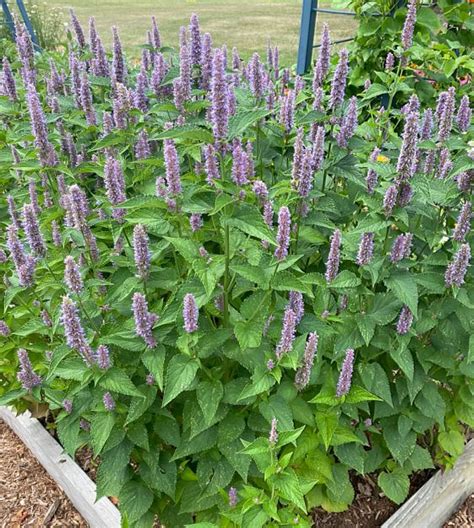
[
  {"x1": 16, "y1": 0, "x2": 41, "y2": 50},
  {"x1": 1, "y1": 0, "x2": 16, "y2": 39},
  {"x1": 297, "y1": 0, "x2": 317, "y2": 75}
]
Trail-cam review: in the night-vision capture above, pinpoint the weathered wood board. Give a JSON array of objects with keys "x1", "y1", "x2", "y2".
[
  {"x1": 0, "y1": 406, "x2": 121, "y2": 528},
  {"x1": 383, "y1": 439, "x2": 474, "y2": 528}
]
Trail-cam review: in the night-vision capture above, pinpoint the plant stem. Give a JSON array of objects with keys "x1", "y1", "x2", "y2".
[{"x1": 223, "y1": 222, "x2": 230, "y2": 326}]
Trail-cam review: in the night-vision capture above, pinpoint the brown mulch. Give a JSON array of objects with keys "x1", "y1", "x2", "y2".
[
  {"x1": 0, "y1": 419, "x2": 86, "y2": 528},
  {"x1": 443, "y1": 494, "x2": 474, "y2": 527},
  {"x1": 312, "y1": 471, "x2": 435, "y2": 528}
]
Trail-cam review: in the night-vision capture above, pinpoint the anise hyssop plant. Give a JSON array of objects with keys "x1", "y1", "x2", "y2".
[{"x1": 0, "y1": 3, "x2": 473, "y2": 527}]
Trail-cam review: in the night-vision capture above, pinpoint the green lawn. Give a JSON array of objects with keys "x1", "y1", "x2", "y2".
[{"x1": 45, "y1": 0, "x2": 357, "y2": 65}]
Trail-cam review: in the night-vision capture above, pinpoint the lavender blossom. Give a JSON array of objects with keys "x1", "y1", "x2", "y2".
[
  {"x1": 366, "y1": 147, "x2": 381, "y2": 194},
  {"x1": 146, "y1": 373, "x2": 155, "y2": 385},
  {"x1": 23, "y1": 203, "x2": 46, "y2": 256},
  {"x1": 336, "y1": 97, "x2": 358, "y2": 148},
  {"x1": 132, "y1": 292, "x2": 157, "y2": 348},
  {"x1": 231, "y1": 141, "x2": 249, "y2": 186},
  {"x1": 290, "y1": 128, "x2": 305, "y2": 189},
  {"x1": 179, "y1": 39, "x2": 192, "y2": 100},
  {"x1": 298, "y1": 148, "x2": 315, "y2": 199},
  {"x1": 103, "y1": 392, "x2": 116, "y2": 411},
  {"x1": 336, "y1": 348, "x2": 355, "y2": 397},
  {"x1": 163, "y1": 139, "x2": 182, "y2": 195},
  {"x1": 445, "y1": 244, "x2": 471, "y2": 287},
  {"x1": 436, "y1": 147, "x2": 452, "y2": 180},
  {"x1": 151, "y1": 53, "x2": 168, "y2": 98},
  {"x1": 385, "y1": 52, "x2": 395, "y2": 71},
  {"x1": 269, "y1": 417, "x2": 278, "y2": 444},
  {"x1": 0, "y1": 321, "x2": 10, "y2": 337},
  {"x1": 274, "y1": 206, "x2": 291, "y2": 261},
  {"x1": 28, "y1": 180, "x2": 40, "y2": 217},
  {"x1": 190, "y1": 213, "x2": 203, "y2": 232},
  {"x1": 150, "y1": 16, "x2": 161, "y2": 48},
  {"x1": 263, "y1": 200, "x2": 274, "y2": 228},
  {"x1": 209, "y1": 49, "x2": 229, "y2": 142},
  {"x1": 112, "y1": 83, "x2": 131, "y2": 129},
  {"x1": 0, "y1": 250, "x2": 6, "y2": 264},
  {"x1": 183, "y1": 293, "x2": 199, "y2": 333},
  {"x1": 280, "y1": 89, "x2": 295, "y2": 133},
  {"x1": 26, "y1": 84, "x2": 57, "y2": 167},
  {"x1": 295, "y1": 332, "x2": 318, "y2": 390},
  {"x1": 63, "y1": 399, "x2": 73, "y2": 414},
  {"x1": 396, "y1": 305, "x2": 413, "y2": 335},
  {"x1": 455, "y1": 171, "x2": 472, "y2": 193},
  {"x1": 203, "y1": 143, "x2": 220, "y2": 184},
  {"x1": 249, "y1": 53, "x2": 265, "y2": 99},
  {"x1": 329, "y1": 48, "x2": 349, "y2": 110},
  {"x1": 312, "y1": 24, "x2": 330, "y2": 89},
  {"x1": 2, "y1": 57, "x2": 17, "y2": 101},
  {"x1": 288, "y1": 291, "x2": 304, "y2": 324},
  {"x1": 401, "y1": 0, "x2": 417, "y2": 50},
  {"x1": 96, "y1": 345, "x2": 111, "y2": 370},
  {"x1": 452, "y1": 202, "x2": 472, "y2": 242},
  {"x1": 6, "y1": 224, "x2": 26, "y2": 269},
  {"x1": 397, "y1": 182, "x2": 413, "y2": 207},
  {"x1": 104, "y1": 155, "x2": 127, "y2": 219},
  {"x1": 41, "y1": 310, "x2": 52, "y2": 328},
  {"x1": 312, "y1": 126, "x2": 325, "y2": 172},
  {"x1": 189, "y1": 13, "x2": 201, "y2": 66},
  {"x1": 383, "y1": 185, "x2": 398, "y2": 216},
  {"x1": 17, "y1": 349, "x2": 42, "y2": 390},
  {"x1": 80, "y1": 71, "x2": 96, "y2": 126},
  {"x1": 424, "y1": 150, "x2": 436, "y2": 175},
  {"x1": 390, "y1": 233, "x2": 413, "y2": 262},
  {"x1": 228, "y1": 487, "x2": 238, "y2": 508},
  {"x1": 135, "y1": 129, "x2": 151, "y2": 159},
  {"x1": 276, "y1": 306, "x2": 297, "y2": 359},
  {"x1": 253, "y1": 180, "x2": 269, "y2": 202},
  {"x1": 112, "y1": 26, "x2": 125, "y2": 84},
  {"x1": 134, "y1": 67, "x2": 149, "y2": 112},
  {"x1": 420, "y1": 109, "x2": 434, "y2": 140},
  {"x1": 437, "y1": 87, "x2": 456, "y2": 142},
  {"x1": 356, "y1": 232, "x2": 375, "y2": 266},
  {"x1": 325, "y1": 229, "x2": 342, "y2": 282},
  {"x1": 70, "y1": 10, "x2": 86, "y2": 48},
  {"x1": 133, "y1": 224, "x2": 151, "y2": 279},
  {"x1": 456, "y1": 95, "x2": 471, "y2": 133},
  {"x1": 64, "y1": 256, "x2": 83, "y2": 293},
  {"x1": 200, "y1": 33, "x2": 213, "y2": 90},
  {"x1": 60, "y1": 296, "x2": 94, "y2": 365},
  {"x1": 267, "y1": 359, "x2": 275, "y2": 370},
  {"x1": 396, "y1": 111, "x2": 419, "y2": 182}
]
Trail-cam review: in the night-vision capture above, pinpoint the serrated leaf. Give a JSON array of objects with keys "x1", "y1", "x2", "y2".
[
  {"x1": 141, "y1": 346, "x2": 166, "y2": 391},
  {"x1": 99, "y1": 368, "x2": 142, "y2": 397},
  {"x1": 378, "y1": 469, "x2": 410, "y2": 504},
  {"x1": 228, "y1": 109, "x2": 271, "y2": 139},
  {"x1": 162, "y1": 356, "x2": 199, "y2": 406},
  {"x1": 358, "y1": 363, "x2": 393, "y2": 407},
  {"x1": 197, "y1": 380, "x2": 224, "y2": 425},
  {"x1": 329, "y1": 270, "x2": 361, "y2": 289},
  {"x1": 345, "y1": 385, "x2": 382, "y2": 404},
  {"x1": 91, "y1": 413, "x2": 115, "y2": 455},
  {"x1": 385, "y1": 272, "x2": 418, "y2": 317},
  {"x1": 119, "y1": 480, "x2": 154, "y2": 523}
]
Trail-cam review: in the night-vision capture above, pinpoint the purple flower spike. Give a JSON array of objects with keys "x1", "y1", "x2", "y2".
[
  {"x1": 26, "y1": 83, "x2": 58, "y2": 167},
  {"x1": 276, "y1": 306, "x2": 297, "y2": 359},
  {"x1": 63, "y1": 399, "x2": 73, "y2": 414},
  {"x1": 164, "y1": 139, "x2": 182, "y2": 195},
  {"x1": 210, "y1": 49, "x2": 229, "y2": 143},
  {"x1": 336, "y1": 348, "x2": 355, "y2": 397},
  {"x1": 329, "y1": 48, "x2": 349, "y2": 110},
  {"x1": 203, "y1": 143, "x2": 220, "y2": 184},
  {"x1": 200, "y1": 33, "x2": 213, "y2": 90},
  {"x1": 132, "y1": 292, "x2": 157, "y2": 348},
  {"x1": 325, "y1": 229, "x2": 342, "y2": 283},
  {"x1": 253, "y1": 180, "x2": 269, "y2": 202},
  {"x1": 456, "y1": 95, "x2": 471, "y2": 133},
  {"x1": 190, "y1": 213, "x2": 203, "y2": 232},
  {"x1": 436, "y1": 147, "x2": 452, "y2": 180},
  {"x1": 80, "y1": 71, "x2": 96, "y2": 126},
  {"x1": 151, "y1": 16, "x2": 161, "y2": 48},
  {"x1": 390, "y1": 233, "x2": 413, "y2": 262},
  {"x1": 60, "y1": 296, "x2": 94, "y2": 365},
  {"x1": 134, "y1": 67, "x2": 149, "y2": 112},
  {"x1": 23, "y1": 203, "x2": 46, "y2": 256},
  {"x1": 396, "y1": 111, "x2": 419, "y2": 182},
  {"x1": 103, "y1": 392, "x2": 116, "y2": 411},
  {"x1": 133, "y1": 224, "x2": 151, "y2": 280},
  {"x1": 146, "y1": 373, "x2": 155, "y2": 385},
  {"x1": 135, "y1": 129, "x2": 151, "y2": 159},
  {"x1": 112, "y1": 26, "x2": 126, "y2": 84},
  {"x1": 312, "y1": 23, "x2": 331, "y2": 89},
  {"x1": 401, "y1": 0, "x2": 417, "y2": 51},
  {"x1": 385, "y1": 52, "x2": 395, "y2": 71},
  {"x1": 274, "y1": 206, "x2": 291, "y2": 261},
  {"x1": 231, "y1": 141, "x2": 249, "y2": 186},
  {"x1": 41, "y1": 310, "x2": 52, "y2": 328},
  {"x1": 263, "y1": 200, "x2": 274, "y2": 228},
  {"x1": 2, "y1": 57, "x2": 17, "y2": 101},
  {"x1": 397, "y1": 182, "x2": 413, "y2": 207},
  {"x1": 336, "y1": 96, "x2": 358, "y2": 148},
  {"x1": 183, "y1": 293, "x2": 199, "y2": 333},
  {"x1": 17, "y1": 349, "x2": 42, "y2": 390},
  {"x1": 452, "y1": 202, "x2": 472, "y2": 242},
  {"x1": 454, "y1": 172, "x2": 472, "y2": 193},
  {"x1": 228, "y1": 487, "x2": 238, "y2": 508},
  {"x1": 437, "y1": 87, "x2": 456, "y2": 142},
  {"x1": 295, "y1": 332, "x2": 318, "y2": 390},
  {"x1": 280, "y1": 89, "x2": 295, "y2": 133},
  {"x1": 312, "y1": 126, "x2": 325, "y2": 172},
  {"x1": 288, "y1": 291, "x2": 305, "y2": 324},
  {"x1": 445, "y1": 244, "x2": 471, "y2": 288},
  {"x1": 0, "y1": 321, "x2": 11, "y2": 337},
  {"x1": 366, "y1": 147, "x2": 381, "y2": 194},
  {"x1": 96, "y1": 345, "x2": 111, "y2": 370},
  {"x1": 383, "y1": 185, "x2": 398, "y2": 217},
  {"x1": 104, "y1": 156, "x2": 127, "y2": 220},
  {"x1": 64, "y1": 256, "x2": 83, "y2": 293},
  {"x1": 420, "y1": 109, "x2": 434, "y2": 140},
  {"x1": 396, "y1": 305, "x2": 413, "y2": 335},
  {"x1": 189, "y1": 13, "x2": 201, "y2": 66},
  {"x1": 70, "y1": 10, "x2": 86, "y2": 48},
  {"x1": 249, "y1": 53, "x2": 265, "y2": 99},
  {"x1": 269, "y1": 417, "x2": 278, "y2": 444},
  {"x1": 356, "y1": 232, "x2": 375, "y2": 266}
]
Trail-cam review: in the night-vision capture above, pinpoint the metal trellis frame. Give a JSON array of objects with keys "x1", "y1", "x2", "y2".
[{"x1": 1, "y1": 0, "x2": 41, "y2": 51}]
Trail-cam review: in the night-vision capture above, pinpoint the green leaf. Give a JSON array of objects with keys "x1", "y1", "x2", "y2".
[
  {"x1": 408, "y1": 445, "x2": 434, "y2": 472},
  {"x1": 345, "y1": 385, "x2": 383, "y2": 404},
  {"x1": 141, "y1": 346, "x2": 166, "y2": 391},
  {"x1": 378, "y1": 469, "x2": 410, "y2": 504},
  {"x1": 119, "y1": 480, "x2": 154, "y2": 523},
  {"x1": 334, "y1": 443, "x2": 365, "y2": 474},
  {"x1": 99, "y1": 368, "x2": 143, "y2": 397},
  {"x1": 358, "y1": 363, "x2": 393, "y2": 407},
  {"x1": 315, "y1": 409, "x2": 339, "y2": 450},
  {"x1": 330, "y1": 270, "x2": 361, "y2": 289},
  {"x1": 382, "y1": 419, "x2": 416, "y2": 465},
  {"x1": 438, "y1": 430, "x2": 465, "y2": 457},
  {"x1": 390, "y1": 342, "x2": 414, "y2": 381},
  {"x1": 231, "y1": 263, "x2": 270, "y2": 289},
  {"x1": 273, "y1": 469, "x2": 307, "y2": 512},
  {"x1": 234, "y1": 318, "x2": 265, "y2": 350},
  {"x1": 126, "y1": 385, "x2": 157, "y2": 425},
  {"x1": 228, "y1": 109, "x2": 271, "y2": 139},
  {"x1": 197, "y1": 380, "x2": 224, "y2": 425},
  {"x1": 91, "y1": 413, "x2": 115, "y2": 455},
  {"x1": 385, "y1": 271, "x2": 418, "y2": 317},
  {"x1": 0, "y1": 389, "x2": 27, "y2": 406},
  {"x1": 162, "y1": 356, "x2": 199, "y2": 406}
]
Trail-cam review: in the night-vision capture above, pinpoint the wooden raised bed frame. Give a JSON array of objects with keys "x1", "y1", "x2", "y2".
[{"x1": 1, "y1": 406, "x2": 473, "y2": 527}]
